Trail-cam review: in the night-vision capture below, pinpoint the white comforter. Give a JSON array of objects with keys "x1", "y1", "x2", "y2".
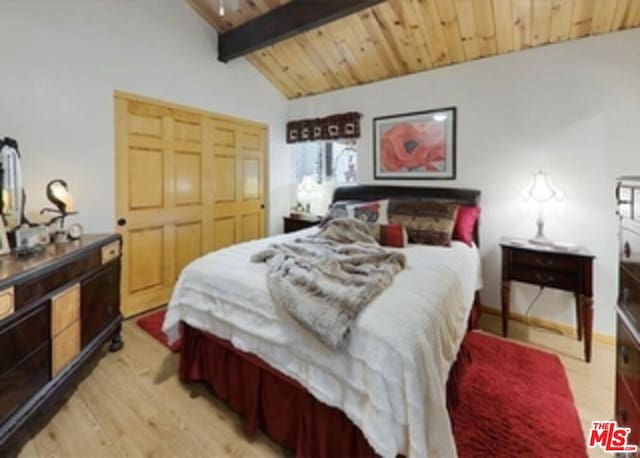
[{"x1": 163, "y1": 228, "x2": 482, "y2": 457}]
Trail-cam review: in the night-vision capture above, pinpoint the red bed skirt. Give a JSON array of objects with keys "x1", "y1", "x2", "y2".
[{"x1": 179, "y1": 293, "x2": 479, "y2": 457}]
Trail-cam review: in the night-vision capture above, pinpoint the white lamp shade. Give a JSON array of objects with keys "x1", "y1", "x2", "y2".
[
  {"x1": 521, "y1": 170, "x2": 563, "y2": 203},
  {"x1": 298, "y1": 175, "x2": 318, "y2": 202}
]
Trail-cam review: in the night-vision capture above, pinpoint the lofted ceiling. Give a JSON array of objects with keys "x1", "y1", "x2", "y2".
[{"x1": 188, "y1": 0, "x2": 640, "y2": 99}]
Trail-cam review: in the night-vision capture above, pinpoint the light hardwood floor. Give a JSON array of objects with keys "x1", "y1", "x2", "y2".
[{"x1": 15, "y1": 314, "x2": 614, "y2": 458}]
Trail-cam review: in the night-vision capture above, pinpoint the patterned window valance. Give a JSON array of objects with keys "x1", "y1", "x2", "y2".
[{"x1": 286, "y1": 112, "x2": 362, "y2": 144}]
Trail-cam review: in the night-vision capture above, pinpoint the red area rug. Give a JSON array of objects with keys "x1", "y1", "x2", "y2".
[
  {"x1": 137, "y1": 308, "x2": 586, "y2": 457},
  {"x1": 137, "y1": 308, "x2": 182, "y2": 352}
]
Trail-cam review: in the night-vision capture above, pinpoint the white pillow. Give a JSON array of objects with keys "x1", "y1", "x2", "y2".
[{"x1": 346, "y1": 199, "x2": 389, "y2": 224}]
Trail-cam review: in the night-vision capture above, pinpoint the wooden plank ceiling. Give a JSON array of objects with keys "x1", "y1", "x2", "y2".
[{"x1": 188, "y1": 0, "x2": 640, "y2": 99}]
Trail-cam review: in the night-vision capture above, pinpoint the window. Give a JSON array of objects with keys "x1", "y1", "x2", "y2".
[{"x1": 294, "y1": 140, "x2": 357, "y2": 214}]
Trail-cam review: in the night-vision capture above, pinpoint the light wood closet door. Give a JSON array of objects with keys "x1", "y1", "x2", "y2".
[
  {"x1": 208, "y1": 119, "x2": 266, "y2": 251},
  {"x1": 115, "y1": 93, "x2": 267, "y2": 317}
]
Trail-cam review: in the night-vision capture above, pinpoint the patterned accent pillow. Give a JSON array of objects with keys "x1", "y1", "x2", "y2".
[
  {"x1": 369, "y1": 223, "x2": 408, "y2": 248},
  {"x1": 389, "y1": 200, "x2": 459, "y2": 246},
  {"x1": 320, "y1": 200, "x2": 358, "y2": 226},
  {"x1": 346, "y1": 199, "x2": 389, "y2": 224}
]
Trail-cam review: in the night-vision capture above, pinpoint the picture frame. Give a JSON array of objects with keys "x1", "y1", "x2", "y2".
[
  {"x1": 373, "y1": 107, "x2": 456, "y2": 180},
  {"x1": 0, "y1": 219, "x2": 9, "y2": 255}
]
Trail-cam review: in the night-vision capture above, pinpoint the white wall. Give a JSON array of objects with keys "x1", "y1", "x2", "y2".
[
  {"x1": 0, "y1": 0, "x2": 289, "y2": 235},
  {"x1": 289, "y1": 28, "x2": 640, "y2": 337}
]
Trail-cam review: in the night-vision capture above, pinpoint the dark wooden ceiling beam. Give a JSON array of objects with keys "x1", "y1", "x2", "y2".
[{"x1": 218, "y1": 0, "x2": 386, "y2": 62}]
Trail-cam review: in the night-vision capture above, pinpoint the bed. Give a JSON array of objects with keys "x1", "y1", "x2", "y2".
[{"x1": 163, "y1": 185, "x2": 482, "y2": 458}]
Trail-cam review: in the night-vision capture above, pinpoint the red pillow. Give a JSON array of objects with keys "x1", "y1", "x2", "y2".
[
  {"x1": 374, "y1": 224, "x2": 408, "y2": 248},
  {"x1": 453, "y1": 206, "x2": 480, "y2": 246}
]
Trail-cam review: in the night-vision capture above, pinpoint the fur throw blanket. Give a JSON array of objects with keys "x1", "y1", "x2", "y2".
[{"x1": 250, "y1": 218, "x2": 406, "y2": 349}]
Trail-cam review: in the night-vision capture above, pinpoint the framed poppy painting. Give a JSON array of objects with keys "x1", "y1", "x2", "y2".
[{"x1": 373, "y1": 107, "x2": 456, "y2": 180}]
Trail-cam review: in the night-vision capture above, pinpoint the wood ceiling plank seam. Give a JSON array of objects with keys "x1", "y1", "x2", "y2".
[
  {"x1": 283, "y1": 38, "x2": 337, "y2": 93},
  {"x1": 492, "y1": 0, "x2": 514, "y2": 53},
  {"x1": 404, "y1": 0, "x2": 439, "y2": 68},
  {"x1": 357, "y1": 8, "x2": 406, "y2": 75},
  {"x1": 626, "y1": 0, "x2": 640, "y2": 26},
  {"x1": 550, "y1": 0, "x2": 575, "y2": 42},
  {"x1": 349, "y1": 14, "x2": 396, "y2": 79},
  {"x1": 419, "y1": 0, "x2": 453, "y2": 67},
  {"x1": 268, "y1": 43, "x2": 324, "y2": 93},
  {"x1": 512, "y1": 0, "x2": 533, "y2": 50},
  {"x1": 472, "y1": 0, "x2": 498, "y2": 58},
  {"x1": 369, "y1": 4, "x2": 416, "y2": 73},
  {"x1": 245, "y1": 53, "x2": 298, "y2": 98},
  {"x1": 432, "y1": 0, "x2": 467, "y2": 63},
  {"x1": 531, "y1": 0, "x2": 553, "y2": 46},
  {"x1": 397, "y1": 0, "x2": 435, "y2": 70},
  {"x1": 293, "y1": 33, "x2": 344, "y2": 90},
  {"x1": 611, "y1": 0, "x2": 632, "y2": 30},
  {"x1": 301, "y1": 32, "x2": 354, "y2": 88},
  {"x1": 337, "y1": 16, "x2": 384, "y2": 81},
  {"x1": 374, "y1": 3, "x2": 422, "y2": 73},
  {"x1": 591, "y1": 0, "x2": 620, "y2": 34},
  {"x1": 250, "y1": 47, "x2": 307, "y2": 98},
  {"x1": 308, "y1": 26, "x2": 361, "y2": 86},
  {"x1": 570, "y1": 0, "x2": 597, "y2": 38},
  {"x1": 324, "y1": 22, "x2": 370, "y2": 84},
  {"x1": 454, "y1": 0, "x2": 482, "y2": 60}
]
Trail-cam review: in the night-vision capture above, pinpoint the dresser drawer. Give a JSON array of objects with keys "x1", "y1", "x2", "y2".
[
  {"x1": 617, "y1": 375, "x2": 640, "y2": 449},
  {"x1": 620, "y1": 266, "x2": 640, "y2": 328},
  {"x1": 0, "y1": 304, "x2": 49, "y2": 376},
  {"x1": 511, "y1": 250, "x2": 579, "y2": 273},
  {"x1": 0, "y1": 343, "x2": 49, "y2": 424},
  {"x1": 101, "y1": 241, "x2": 120, "y2": 265},
  {"x1": 618, "y1": 318, "x2": 640, "y2": 401},
  {"x1": 621, "y1": 225, "x2": 640, "y2": 282},
  {"x1": 0, "y1": 287, "x2": 14, "y2": 321},
  {"x1": 511, "y1": 265, "x2": 578, "y2": 291},
  {"x1": 14, "y1": 249, "x2": 101, "y2": 309},
  {"x1": 81, "y1": 262, "x2": 120, "y2": 347},
  {"x1": 52, "y1": 320, "x2": 80, "y2": 377},
  {"x1": 51, "y1": 284, "x2": 80, "y2": 337}
]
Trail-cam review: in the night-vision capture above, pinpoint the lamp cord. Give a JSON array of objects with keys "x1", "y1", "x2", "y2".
[{"x1": 524, "y1": 286, "x2": 544, "y2": 318}]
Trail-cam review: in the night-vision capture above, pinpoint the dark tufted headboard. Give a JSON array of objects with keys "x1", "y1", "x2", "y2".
[{"x1": 332, "y1": 185, "x2": 481, "y2": 246}]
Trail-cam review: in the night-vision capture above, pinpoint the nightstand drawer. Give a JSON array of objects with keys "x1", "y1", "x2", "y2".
[
  {"x1": 511, "y1": 265, "x2": 577, "y2": 291},
  {"x1": 511, "y1": 250, "x2": 579, "y2": 272}
]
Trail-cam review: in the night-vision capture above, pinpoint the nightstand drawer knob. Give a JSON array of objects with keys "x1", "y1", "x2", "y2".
[
  {"x1": 621, "y1": 345, "x2": 630, "y2": 364},
  {"x1": 535, "y1": 273, "x2": 555, "y2": 283},
  {"x1": 624, "y1": 241, "x2": 631, "y2": 258},
  {"x1": 535, "y1": 257, "x2": 554, "y2": 267}
]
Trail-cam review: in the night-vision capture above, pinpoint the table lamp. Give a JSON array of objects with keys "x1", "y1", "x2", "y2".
[
  {"x1": 297, "y1": 175, "x2": 319, "y2": 214},
  {"x1": 520, "y1": 170, "x2": 564, "y2": 245}
]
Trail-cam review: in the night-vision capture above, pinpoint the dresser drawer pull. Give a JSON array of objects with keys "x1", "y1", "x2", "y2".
[
  {"x1": 535, "y1": 273, "x2": 555, "y2": 283},
  {"x1": 620, "y1": 407, "x2": 629, "y2": 423},
  {"x1": 535, "y1": 257, "x2": 555, "y2": 267},
  {"x1": 624, "y1": 241, "x2": 631, "y2": 258},
  {"x1": 621, "y1": 345, "x2": 630, "y2": 364}
]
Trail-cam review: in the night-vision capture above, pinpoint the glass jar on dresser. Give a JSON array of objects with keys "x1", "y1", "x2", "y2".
[{"x1": 616, "y1": 177, "x2": 640, "y2": 449}]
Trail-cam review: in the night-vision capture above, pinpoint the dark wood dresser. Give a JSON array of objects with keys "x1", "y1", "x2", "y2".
[
  {"x1": 0, "y1": 234, "x2": 122, "y2": 451},
  {"x1": 617, "y1": 178, "x2": 640, "y2": 448}
]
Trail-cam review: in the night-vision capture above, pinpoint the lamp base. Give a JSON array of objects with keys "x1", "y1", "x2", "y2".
[{"x1": 528, "y1": 236, "x2": 552, "y2": 246}]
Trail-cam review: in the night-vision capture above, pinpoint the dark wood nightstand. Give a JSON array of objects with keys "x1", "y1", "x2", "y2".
[
  {"x1": 283, "y1": 214, "x2": 322, "y2": 233},
  {"x1": 500, "y1": 238, "x2": 595, "y2": 362}
]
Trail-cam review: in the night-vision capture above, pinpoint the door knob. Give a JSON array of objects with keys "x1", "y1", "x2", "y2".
[
  {"x1": 260, "y1": 204, "x2": 265, "y2": 209},
  {"x1": 117, "y1": 218, "x2": 127, "y2": 227}
]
